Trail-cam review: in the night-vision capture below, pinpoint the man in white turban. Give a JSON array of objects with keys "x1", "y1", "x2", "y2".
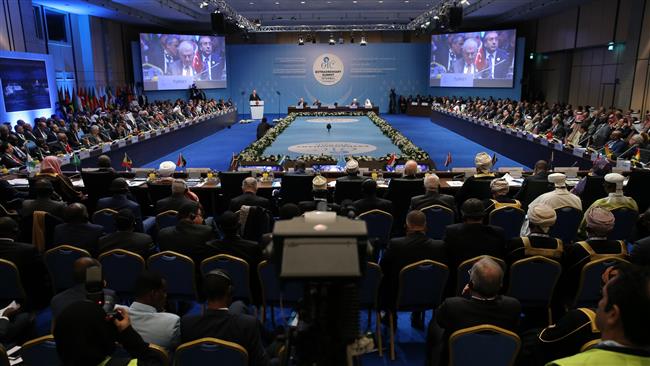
[
  {"x1": 578, "y1": 173, "x2": 638, "y2": 234},
  {"x1": 507, "y1": 203, "x2": 563, "y2": 262}
]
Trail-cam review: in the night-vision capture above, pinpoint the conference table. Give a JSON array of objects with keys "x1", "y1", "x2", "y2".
[
  {"x1": 287, "y1": 106, "x2": 380, "y2": 114},
  {"x1": 406, "y1": 102, "x2": 432, "y2": 116},
  {"x1": 431, "y1": 109, "x2": 596, "y2": 169}
]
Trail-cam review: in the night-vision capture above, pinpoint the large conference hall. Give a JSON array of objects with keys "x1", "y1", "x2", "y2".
[{"x1": 1, "y1": 0, "x2": 650, "y2": 365}]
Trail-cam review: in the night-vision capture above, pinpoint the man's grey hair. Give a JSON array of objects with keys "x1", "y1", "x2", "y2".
[
  {"x1": 423, "y1": 174, "x2": 440, "y2": 191},
  {"x1": 242, "y1": 177, "x2": 258, "y2": 191},
  {"x1": 469, "y1": 257, "x2": 503, "y2": 298},
  {"x1": 178, "y1": 40, "x2": 194, "y2": 54},
  {"x1": 171, "y1": 179, "x2": 187, "y2": 194},
  {"x1": 462, "y1": 38, "x2": 479, "y2": 52},
  {"x1": 90, "y1": 125, "x2": 99, "y2": 132}
]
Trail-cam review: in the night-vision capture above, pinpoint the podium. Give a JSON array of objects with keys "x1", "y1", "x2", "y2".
[{"x1": 250, "y1": 100, "x2": 264, "y2": 120}]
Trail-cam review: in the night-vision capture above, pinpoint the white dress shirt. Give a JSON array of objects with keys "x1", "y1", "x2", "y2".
[{"x1": 118, "y1": 302, "x2": 180, "y2": 350}]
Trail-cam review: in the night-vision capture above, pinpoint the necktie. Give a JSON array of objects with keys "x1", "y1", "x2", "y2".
[
  {"x1": 488, "y1": 54, "x2": 494, "y2": 78},
  {"x1": 184, "y1": 67, "x2": 191, "y2": 76}
]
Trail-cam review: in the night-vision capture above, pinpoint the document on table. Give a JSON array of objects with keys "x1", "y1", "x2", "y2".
[
  {"x1": 6, "y1": 179, "x2": 29, "y2": 186},
  {"x1": 446, "y1": 180, "x2": 464, "y2": 187}
]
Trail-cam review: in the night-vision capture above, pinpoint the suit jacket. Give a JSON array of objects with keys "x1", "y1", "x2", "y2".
[
  {"x1": 97, "y1": 231, "x2": 154, "y2": 258},
  {"x1": 181, "y1": 309, "x2": 269, "y2": 366},
  {"x1": 52, "y1": 222, "x2": 105, "y2": 256},
  {"x1": 436, "y1": 295, "x2": 520, "y2": 336},
  {"x1": 155, "y1": 194, "x2": 194, "y2": 214},
  {"x1": 20, "y1": 197, "x2": 66, "y2": 219},
  {"x1": 249, "y1": 93, "x2": 262, "y2": 101},
  {"x1": 353, "y1": 195, "x2": 393, "y2": 215},
  {"x1": 452, "y1": 58, "x2": 477, "y2": 74},
  {"x1": 50, "y1": 284, "x2": 116, "y2": 320},
  {"x1": 208, "y1": 235, "x2": 264, "y2": 304},
  {"x1": 380, "y1": 232, "x2": 446, "y2": 309},
  {"x1": 409, "y1": 191, "x2": 457, "y2": 214},
  {"x1": 336, "y1": 174, "x2": 365, "y2": 182},
  {"x1": 256, "y1": 122, "x2": 271, "y2": 140},
  {"x1": 1, "y1": 153, "x2": 23, "y2": 169},
  {"x1": 229, "y1": 192, "x2": 271, "y2": 212},
  {"x1": 443, "y1": 223, "x2": 506, "y2": 271},
  {"x1": 169, "y1": 60, "x2": 195, "y2": 76},
  {"x1": 479, "y1": 49, "x2": 510, "y2": 79},
  {"x1": 157, "y1": 221, "x2": 215, "y2": 265},
  {"x1": 514, "y1": 172, "x2": 551, "y2": 202},
  {"x1": 198, "y1": 52, "x2": 225, "y2": 81},
  {"x1": 0, "y1": 238, "x2": 51, "y2": 309}
]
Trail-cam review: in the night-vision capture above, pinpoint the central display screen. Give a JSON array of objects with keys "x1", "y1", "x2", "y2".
[
  {"x1": 139, "y1": 33, "x2": 227, "y2": 91},
  {"x1": 430, "y1": 29, "x2": 516, "y2": 88}
]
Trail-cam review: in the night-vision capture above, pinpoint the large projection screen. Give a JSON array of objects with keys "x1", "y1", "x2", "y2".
[
  {"x1": 430, "y1": 29, "x2": 516, "y2": 88},
  {"x1": 140, "y1": 33, "x2": 227, "y2": 91}
]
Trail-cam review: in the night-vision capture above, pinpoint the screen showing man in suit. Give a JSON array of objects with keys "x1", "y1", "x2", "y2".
[
  {"x1": 430, "y1": 29, "x2": 516, "y2": 88},
  {"x1": 140, "y1": 33, "x2": 227, "y2": 91}
]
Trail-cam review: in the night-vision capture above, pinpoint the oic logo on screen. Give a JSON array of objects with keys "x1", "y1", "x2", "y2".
[{"x1": 313, "y1": 53, "x2": 344, "y2": 86}]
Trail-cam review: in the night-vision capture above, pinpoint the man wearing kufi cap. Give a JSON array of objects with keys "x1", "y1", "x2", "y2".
[
  {"x1": 455, "y1": 152, "x2": 496, "y2": 208},
  {"x1": 521, "y1": 173, "x2": 581, "y2": 236},
  {"x1": 483, "y1": 178, "x2": 521, "y2": 216},
  {"x1": 298, "y1": 175, "x2": 339, "y2": 213},
  {"x1": 562, "y1": 207, "x2": 628, "y2": 302},
  {"x1": 336, "y1": 158, "x2": 364, "y2": 182},
  {"x1": 507, "y1": 203, "x2": 563, "y2": 263},
  {"x1": 578, "y1": 172, "x2": 638, "y2": 234}
]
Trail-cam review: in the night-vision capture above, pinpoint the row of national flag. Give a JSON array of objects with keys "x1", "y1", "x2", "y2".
[
  {"x1": 56, "y1": 85, "x2": 138, "y2": 113},
  {"x1": 386, "y1": 151, "x2": 495, "y2": 169}
]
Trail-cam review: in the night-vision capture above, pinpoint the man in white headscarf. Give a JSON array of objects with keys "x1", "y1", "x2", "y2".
[
  {"x1": 336, "y1": 158, "x2": 364, "y2": 182},
  {"x1": 578, "y1": 173, "x2": 638, "y2": 234},
  {"x1": 507, "y1": 203, "x2": 563, "y2": 263},
  {"x1": 455, "y1": 152, "x2": 496, "y2": 208},
  {"x1": 520, "y1": 173, "x2": 582, "y2": 235}
]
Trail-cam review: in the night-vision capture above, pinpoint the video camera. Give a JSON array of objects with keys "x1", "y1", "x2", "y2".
[{"x1": 85, "y1": 266, "x2": 121, "y2": 320}]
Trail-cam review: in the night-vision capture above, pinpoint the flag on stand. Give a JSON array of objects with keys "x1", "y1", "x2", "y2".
[
  {"x1": 491, "y1": 152, "x2": 498, "y2": 166},
  {"x1": 633, "y1": 147, "x2": 641, "y2": 162},
  {"x1": 277, "y1": 154, "x2": 287, "y2": 167},
  {"x1": 176, "y1": 152, "x2": 187, "y2": 168},
  {"x1": 444, "y1": 152, "x2": 452, "y2": 168},
  {"x1": 25, "y1": 150, "x2": 35, "y2": 173},
  {"x1": 72, "y1": 152, "x2": 81, "y2": 169},
  {"x1": 604, "y1": 144, "x2": 613, "y2": 159},
  {"x1": 386, "y1": 153, "x2": 397, "y2": 168},
  {"x1": 121, "y1": 153, "x2": 133, "y2": 170},
  {"x1": 228, "y1": 153, "x2": 239, "y2": 171}
]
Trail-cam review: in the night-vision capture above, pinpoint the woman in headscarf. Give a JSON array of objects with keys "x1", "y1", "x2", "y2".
[
  {"x1": 54, "y1": 301, "x2": 160, "y2": 366},
  {"x1": 506, "y1": 203, "x2": 563, "y2": 264},
  {"x1": 35, "y1": 156, "x2": 83, "y2": 202}
]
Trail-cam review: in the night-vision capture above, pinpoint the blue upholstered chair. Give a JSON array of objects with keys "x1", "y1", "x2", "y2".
[
  {"x1": 147, "y1": 251, "x2": 197, "y2": 301},
  {"x1": 44, "y1": 245, "x2": 91, "y2": 293},
  {"x1": 174, "y1": 338, "x2": 247, "y2": 366},
  {"x1": 456, "y1": 255, "x2": 506, "y2": 296},
  {"x1": 549, "y1": 206, "x2": 582, "y2": 244},
  {"x1": 608, "y1": 207, "x2": 638, "y2": 241},
  {"x1": 257, "y1": 260, "x2": 303, "y2": 326},
  {"x1": 389, "y1": 260, "x2": 448, "y2": 360},
  {"x1": 155, "y1": 210, "x2": 178, "y2": 231},
  {"x1": 92, "y1": 208, "x2": 118, "y2": 234},
  {"x1": 0, "y1": 259, "x2": 26, "y2": 306},
  {"x1": 420, "y1": 205, "x2": 454, "y2": 240},
  {"x1": 358, "y1": 262, "x2": 383, "y2": 357},
  {"x1": 489, "y1": 206, "x2": 525, "y2": 239},
  {"x1": 99, "y1": 249, "x2": 145, "y2": 300},
  {"x1": 574, "y1": 257, "x2": 630, "y2": 308},
  {"x1": 21, "y1": 335, "x2": 61, "y2": 366},
  {"x1": 506, "y1": 256, "x2": 562, "y2": 324},
  {"x1": 357, "y1": 209, "x2": 393, "y2": 257},
  {"x1": 449, "y1": 325, "x2": 520, "y2": 366},
  {"x1": 201, "y1": 254, "x2": 251, "y2": 303}
]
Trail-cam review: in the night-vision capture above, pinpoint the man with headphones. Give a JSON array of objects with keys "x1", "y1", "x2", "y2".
[
  {"x1": 180, "y1": 269, "x2": 269, "y2": 365},
  {"x1": 426, "y1": 257, "x2": 520, "y2": 366},
  {"x1": 158, "y1": 202, "x2": 216, "y2": 266}
]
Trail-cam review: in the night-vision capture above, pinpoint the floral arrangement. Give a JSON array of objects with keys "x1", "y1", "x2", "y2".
[{"x1": 238, "y1": 111, "x2": 430, "y2": 165}]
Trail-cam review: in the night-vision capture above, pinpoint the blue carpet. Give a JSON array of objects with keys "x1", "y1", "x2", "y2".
[{"x1": 141, "y1": 113, "x2": 526, "y2": 171}]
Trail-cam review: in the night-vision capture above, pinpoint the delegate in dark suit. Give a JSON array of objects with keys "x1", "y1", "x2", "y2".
[
  {"x1": 0, "y1": 237, "x2": 51, "y2": 309},
  {"x1": 20, "y1": 197, "x2": 66, "y2": 219},
  {"x1": 181, "y1": 309, "x2": 268, "y2": 366},
  {"x1": 229, "y1": 192, "x2": 272, "y2": 212},
  {"x1": 155, "y1": 195, "x2": 194, "y2": 214},
  {"x1": 409, "y1": 191, "x2": 457, "y2": 214},
  {"x1": 52, "y1": 222, "x2": 105, "y2": 256},
  {"x1": 444, "y1": 223, "x2": 506, "y2": 269},
  {"x1": 353, "y1": 196, "x2": 393, "y2": 215},
  {"x1": 478, "y1": 49, "x2": 510, "y2": 79},
  {"x1": 50, "y1": 283, "x2": 116, "y2": 320},
  {"x1": 158, "y1": 221, "x2": 215, "y2": 265},
  {"x1": 379, "y1": 232, "x2": 446, "y2": 309},
  {"x1": 97, "y1": 231, "x2": 154, "y2": 258}
]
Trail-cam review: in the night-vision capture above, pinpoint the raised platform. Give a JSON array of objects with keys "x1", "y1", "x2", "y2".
[{"x1": 287, "y1": 106, "x2": 379, "y2": 114}]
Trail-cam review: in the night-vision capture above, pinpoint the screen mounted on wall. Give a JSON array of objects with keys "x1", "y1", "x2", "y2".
[
  {"x1": 430, "y1": 29, "x2": 516, "y2": 88},
  {"x1": 139, "y1": 33, "x2": 227, "y2": 91},
  {"x1": 0, "y1": 58, "x2": 51, "y2": 112}
]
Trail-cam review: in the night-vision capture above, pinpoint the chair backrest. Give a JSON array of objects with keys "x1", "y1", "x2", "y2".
[
  {"x1": 420, "y1": 205, "x2": 454, "y2": 240},
  {"x1": 385, "y1": 178, "x2": 424, "y2": 232},
  {"x1": 156, "y1": 210, "x2": 178, "y2": 230},
  {"x1": 0, "y1": 259, "x2": 26, "y2": 305},
  {"x1": 240, "y1": 206, "x2": 273, "y2": 243},
  {"x1": 397, "y1": 260, "x2": 448, "y2": 311},
  {"x1": 44, "y1": 245, "x2": 91, "y2": 293},
  {"x1": 92, "y1": 208, "x2": 118, "y2": 234},
  {"x1": 175, "y1": 337, "x2": 248, "y2": 366},
  {"x1": 459, "y1": 178, "x2": 493, "y2": 201},
  {"x1": 580, "y1": 176, "x2": 607, "y2": 211},
  {"x1": 359, "y1": 262, "x2": 382, "y2": 309},
  {"x1": 280, "y1": 174, "x2": 315, "y2": 204},
  {"x1": 357, "y1": 210, "x2": 393, "y2": 244},
  {"x1": 520, "y1": 180, "x2": 553, "y2": 209},
  {"x1": 334, "y1": 180, "x2": 364, "y2": 204},
  {"x1": 147, "y1": 182, "x2": 173, "y2": 207},
  {"x1": 21, "y1": 335, "x2": 61, "y2": 366},
  {"x1": 624, "y1": 170, "x2": 650, "y2": 212},
  {"x1": 98, "y1": 249, "x2": 145, "y2": 298},
  {"x1": 80, "y1": 169, "x2": 117, "y2": 205},
  {"x1": 257, "y1": 260, "x2": 303, "y2": 306},
  {"x1": 219, "y1": 171, "x2": 253, "y2": 202},
  {"x1": 506, "y1": 256, "x2": 562, "y2": 308},
  {"x1": 148, "y1": 344, "x2": 170, "y2": 366},
  {"x1": 201, "y1": 254, "x2": 251, "y2": 302},
  {"x1": 548, "y1": 206, "x2": 582, "y2": 244},
  {"x1": 449, "y1": 325, "x2": 520, "y2": 366},
  {"x1": 0, "y1": 344, "x2": 8, "y2": 366},
  {"x1": 574, "y1": 257, "x2": 630, "y2": 308},
  {"x1": 489, "y1": 206, "x2": 525, "y2": 240},
  {"x1": 608, "y1": 207, "x2": 639, "y2": 241},
  {"x1": 457, "y1": 256, "x2": 506, "y2": 296},
  {"x1": 147, "y1": 251, "x2": 197, "y2": 300}
]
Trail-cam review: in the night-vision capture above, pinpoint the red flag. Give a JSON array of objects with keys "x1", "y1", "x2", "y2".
[
  {"x1": 546, "y1": 131, "x2": 554, "y2": 140},
  {"x1": 386, "y1": 153, "x2": 397, "y2": 168},
  {"x1": 176, "y1": 152, "x2": 187, "y2": 168},
  {"x1": 444, "y1": 152, "x2": 452, "y2": 167},
  {"x1": 475, "y1": 42, "x2": 486, "y2": 72},
  {"x1": 64, "y1": 143, "x2": 73, "y2": 154},
  {"x1": 193, "y1": 50, "x2": 203, "y2": 74}
]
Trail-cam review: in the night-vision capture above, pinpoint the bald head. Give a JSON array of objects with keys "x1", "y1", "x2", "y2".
[
  {"x1": 423, "y1": 174, "x2": 440, "y2": 192},
  {"x1": 469, "y1": 257, "x2": 503, "y2": 298},
  {"x1": 405, "y1": 210, "x2": 426, "y2": 232},
  {"x1": 242, "y1": 177, "x2": 258, "y2": 193},
  {"x1": 404, "y1": 160, "x2": 418, "y2": 177},
  {"x1": 63, "y1": 203, "x2": 89, "y2": 224},
  {"x1": 72, "y1": 257, "x2": 100, "y2": 284}
]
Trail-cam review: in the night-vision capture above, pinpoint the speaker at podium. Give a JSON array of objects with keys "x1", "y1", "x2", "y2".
[{"x1": 250, "y1": 100, "x2": 265, "y2": 120}]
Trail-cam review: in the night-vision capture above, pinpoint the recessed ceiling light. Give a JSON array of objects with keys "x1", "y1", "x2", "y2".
[
  {"x1": 275, "y1": 1, "x2": 280, "y2": 4},
  {"x1": 300, "y1": 1, "x2": 305, "y2": 3},
  {"x1": 404, "y1": 0, "x2": 409, "y2": 2},
  {"x1": 378, "y1": 0, "x2": 383, "y2": 2},
  {"x1": 353, "y1": 0, "x2": 357, "y2": 3},
  {"x1": 249, "y1": 1, "x2": 254, "y2": 4}
]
